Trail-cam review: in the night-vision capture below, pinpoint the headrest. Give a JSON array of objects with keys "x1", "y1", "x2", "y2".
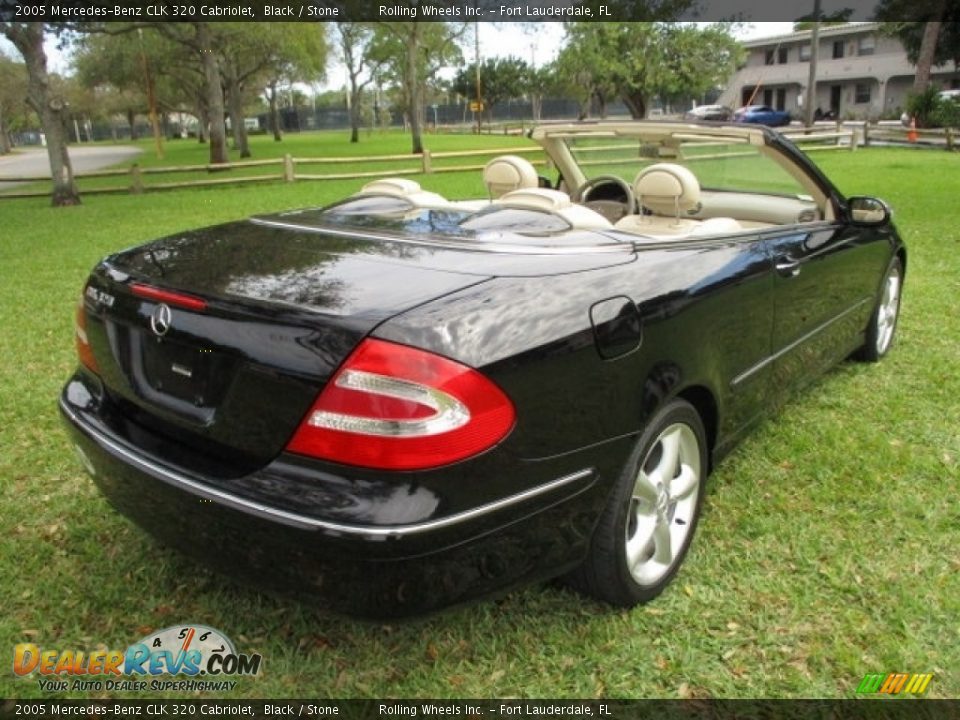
[
  {"x1": 634, "y1": 163, "x2": 701, "y2": 216},
  {"x1": 358, "y1": 178, "x2": 446, "y2": 206},
  {"x1": 360, "y1": 178, "x2": 423, "y2": 196},
  {"x1": 494, "y1": 188, "x2": 571, "y2": 211},
  {"x1": 483, "y1": 155, "x2": 538, "y2": 198}
]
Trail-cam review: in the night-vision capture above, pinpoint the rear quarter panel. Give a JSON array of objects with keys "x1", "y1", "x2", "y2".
[{"x1": 375, "y1": 237, "x2": 777, "y2": 474}]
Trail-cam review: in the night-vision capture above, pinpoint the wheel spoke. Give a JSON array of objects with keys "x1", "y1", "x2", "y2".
[
  {"x1": 632, "y1": 471, "x2": 658, "y2": 506},
  {"x1": 657, "y1": 427, "x2": 682, "y2": 480},
  {"x1": 876, "y1": 271, "x2": 900, "y2": 354},
  {"x1": 669, "y1": 465, "x2": 698, "y2": 501},
  {"x1": 651, "y1": 519, "x2": 673, "y2": 565},
  {"x1": 626, "y1": 514, "x2": 656, "y2": 568}
]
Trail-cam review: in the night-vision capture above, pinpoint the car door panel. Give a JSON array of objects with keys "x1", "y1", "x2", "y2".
[{"x1": 765, "y1": 224, "x2": 889, "y2": 394}]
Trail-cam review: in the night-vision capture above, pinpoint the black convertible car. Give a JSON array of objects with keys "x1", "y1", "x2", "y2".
[{"x1": 61, "y1": 122, "x2": 905, "y2": 617}]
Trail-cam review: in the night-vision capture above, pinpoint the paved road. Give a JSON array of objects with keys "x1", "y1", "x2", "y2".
[{"x1": 0, "y1": 145, "x2": 142, "y2": 191}]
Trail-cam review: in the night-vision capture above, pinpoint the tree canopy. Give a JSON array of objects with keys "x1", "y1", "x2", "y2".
[
  {"x1": 368, "y1": 21, "x2": 465, "y2": 153},
  {"x1": 559, "y1": 22, "x2": 743, "y2": 119},
  {"x1": 878, "y1": 17, "x2": 960, "y2": 70},
  {"x1": 452, "y1": 56, "x2": 530, "y2": 120}
]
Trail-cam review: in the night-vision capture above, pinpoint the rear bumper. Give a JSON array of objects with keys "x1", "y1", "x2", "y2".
[{"x1": 60, "y1": 373, "x2": 620, "y2": 617}]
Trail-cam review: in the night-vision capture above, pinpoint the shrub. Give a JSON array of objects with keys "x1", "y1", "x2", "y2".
[
  {"x1": 906, "y1": 86, "x2": 946, "y2": 128},
  {"x1": 932, "y1": 97, "x2": 960, "y2": 129}
]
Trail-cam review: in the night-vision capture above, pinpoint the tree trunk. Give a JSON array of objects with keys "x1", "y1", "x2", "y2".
[
  {"x1": 622, "y1": 93, "x2": 647, "y2": 120},
  {"x1": 577, "y1": 99, "x2": 589, "y2": 121},
  {"x1": 127, "y1": 109, "x2": 138, "y2": 140},
  {"x1": 0, "y1": 112, "x2": 10, "y2": 154},
  {"x1": 223, "y1": 59, "x2": 250, "y2": 158},
  {"x1": 596, "y1": 93, "x2": 608, "y2": 120},
  {"x1": 803, "y1": 4, "x2": 821, "y2": 127},
  {"x1": 406, "y1": 28, "x2": 424, "y2": 155},
  {"x1": 6, "y1": 23, "x2": 79, "y2": 206},
  {"x1": 267, "y1": 83, "x2": 282, "y2": 141},
  {"x1": 341, "y1": 24, "x2": 362, "y2": 144},
  {"x1": 223, "y1": 60, "x2": 250, "y2": 158},
  {"x1": 197, "y1": 107, "x2": 208, "y2": 143},
  {"x1": 913, "y1": 20, "x2": 944, "y2": 92},
  {"x1": 195, "y1": 92, "x2": 208, "y2": 143},
  {"x1": 196, "y1": 23, "x2": 228, "y2": 164},
  {"x1": 349, "y1": 85, "x2": 361, "y2": 143}
]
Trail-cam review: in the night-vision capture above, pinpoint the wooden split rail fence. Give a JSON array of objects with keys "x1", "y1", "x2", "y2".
[
  {"x1": 0, "y1": 145, "x2": 549, "y2": 200},
  {"x1": 1, "y1": 124, "x2": 955, "y2": 200}
]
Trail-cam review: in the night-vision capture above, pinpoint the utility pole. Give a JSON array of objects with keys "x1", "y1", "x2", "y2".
[
  {"x1": 804, "y1": 0, "x2": 821, "y2": 128},
  {"x1": 474, "y1": 20, "x2": 482, "y2": 133}
]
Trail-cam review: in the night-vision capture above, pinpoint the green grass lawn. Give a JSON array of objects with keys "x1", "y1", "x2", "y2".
[{"x1": 0, "y1": 145, "x2": 957, "y2": 700}]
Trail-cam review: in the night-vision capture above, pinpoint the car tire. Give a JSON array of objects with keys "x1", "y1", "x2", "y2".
[
  {"x1": 857, "y1": 257, "x2": 903, "y2": 363},
  {"x1": 567, "y1": 399, "x2": 707, "y2": 607}
]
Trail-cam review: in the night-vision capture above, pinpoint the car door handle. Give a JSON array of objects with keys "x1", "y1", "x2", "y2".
[{"x1": 775, "y1": 257, "x2": 802, "y2": 278}]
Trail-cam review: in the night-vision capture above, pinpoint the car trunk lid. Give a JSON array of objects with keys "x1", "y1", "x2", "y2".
[{"x1": 81, "y1": 220, "x2": 493, "y2": 475}]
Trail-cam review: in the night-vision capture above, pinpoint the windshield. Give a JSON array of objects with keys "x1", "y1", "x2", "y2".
[{"x1": 563, "y1": 134, "x2": 810, "y2": 198}]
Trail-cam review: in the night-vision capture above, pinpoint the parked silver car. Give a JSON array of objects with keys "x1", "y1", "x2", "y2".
[{"x1": 683, "y1": 105, "x2": 732, "y2": 122}]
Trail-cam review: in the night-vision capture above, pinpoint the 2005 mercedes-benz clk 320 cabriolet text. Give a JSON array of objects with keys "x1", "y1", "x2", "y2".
[{"x1": 61, "y1": 122, "x2": 905, "y2": 617}]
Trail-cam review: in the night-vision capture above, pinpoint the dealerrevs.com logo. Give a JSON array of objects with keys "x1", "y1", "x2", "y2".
[
  {"x1": 13, "y1": 625, "x2": 262, "y2": 693},
  {"x1": 855, "y1": 672, "x2": 934, "y2": 696}
]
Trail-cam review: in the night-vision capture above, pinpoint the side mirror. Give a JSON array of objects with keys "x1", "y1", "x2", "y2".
[{"x1": 848, "y1": 196, "x2": 891, "y2": 226}]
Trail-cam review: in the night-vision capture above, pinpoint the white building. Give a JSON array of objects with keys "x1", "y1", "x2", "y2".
[{"x1": 720, "y1": 23, "x2": 960, "y2": 120}]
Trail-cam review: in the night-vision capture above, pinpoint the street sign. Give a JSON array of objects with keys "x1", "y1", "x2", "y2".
[{"x1": 470, "y1": 101, "x2": 485, "y2": 112}]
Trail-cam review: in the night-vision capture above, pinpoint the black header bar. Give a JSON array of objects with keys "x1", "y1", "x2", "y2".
[
  {"x1": 0, "y1": 0, "x2": 931, "y2": 23},
  {"x1": 2, "y1": 699, "x2": 959, "y2": 720}
]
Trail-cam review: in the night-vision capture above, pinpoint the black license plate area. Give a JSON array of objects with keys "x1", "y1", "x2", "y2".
[
  {"x1": 130, "y1": 332, "x2": 235, "y2": 421},
  {"x1": 143, "y1": 337, "x2": 209, "y2": 404}
]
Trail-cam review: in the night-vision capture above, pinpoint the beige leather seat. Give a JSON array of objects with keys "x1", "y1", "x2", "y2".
[
  {"x1": 449, "y1": 155, "x2": 542, "y2": 212},
  {"x1": 614, "y1": 163, "x2": 741, "y2": 238},
  {"x1": 483, "y1": 155, "x2": 539, "y2": 198},
  {"x1": 357, "y1": 178, "x2": 447, "y2": 207},
  {"x1": 495, "y1": 188, "x2": 612, "y2": 230},
  {"x1": 615, "y1": 163, "x2": 701, "y2": 235}
]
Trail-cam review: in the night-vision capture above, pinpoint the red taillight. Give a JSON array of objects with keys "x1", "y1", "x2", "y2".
[
  {"x1": 286, "y1": 338, "x2": 515, "y2": 470},
  {"x1": 75, "y1": 295, "x2": 99, "y2": 374},
  {"x1": 130, "y1": 283, "x2": 207, "y2": 311}
]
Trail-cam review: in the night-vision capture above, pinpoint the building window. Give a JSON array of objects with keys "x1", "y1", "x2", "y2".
[
  {"x1": 833, "y1": 41, "x2": 845, "y2": 59},
  {"x1": 855, "y1": 83, "x2": 871, "y2": 104},
  {"x1": 765, "y1": 50, "x2": 775, "y2": 65},
  {"x1": 778, "y1": 47, "x2": 788, "y2": 64},
  {"x1": 799, "y1": 44, "x2": 811, "y2": 61},
  {"x1": 858, "y1": 36, "x2": 875, "y2": 56}
]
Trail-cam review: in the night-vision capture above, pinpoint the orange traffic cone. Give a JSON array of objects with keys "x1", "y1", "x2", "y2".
[{"x1": 908, "y1": 117, "x2": 918, "y2": 143}]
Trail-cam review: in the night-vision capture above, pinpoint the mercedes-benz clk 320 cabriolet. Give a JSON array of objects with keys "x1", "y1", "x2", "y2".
[{"x1": 61, "y1": 122, "x2": 905, "y2": 618}]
